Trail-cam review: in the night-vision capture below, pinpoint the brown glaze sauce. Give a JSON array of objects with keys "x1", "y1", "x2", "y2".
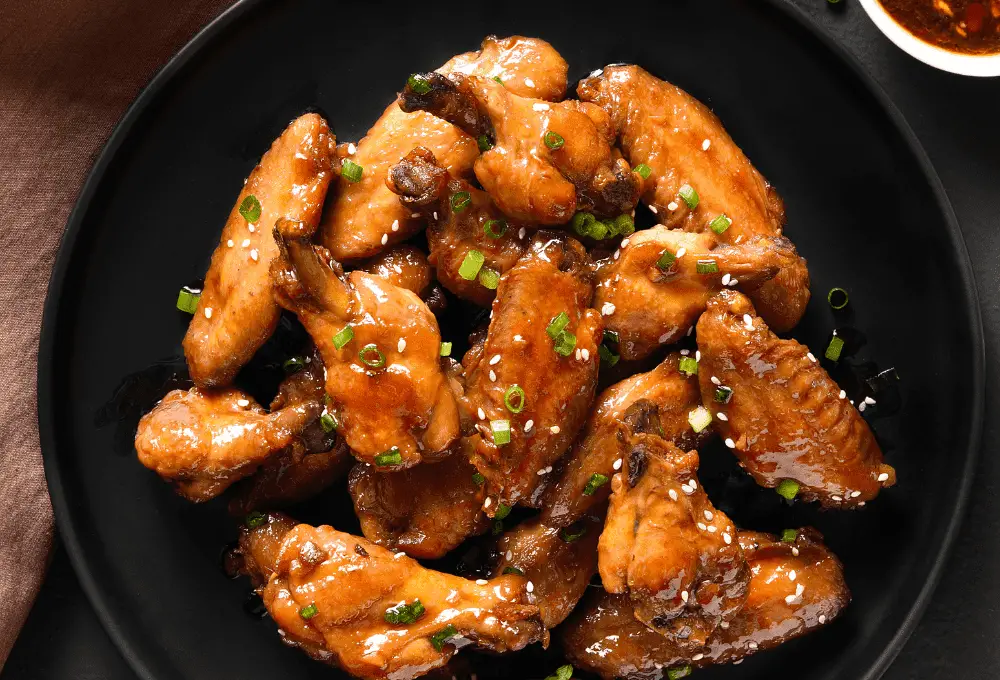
[{"x1": 878, "y1": 0, "x2": 1000, "y2": 54}]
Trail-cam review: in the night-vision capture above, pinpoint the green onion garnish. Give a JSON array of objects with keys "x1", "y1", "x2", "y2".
[
  {"x1": 451, "y1": 191, "x2": 471, "y2": 213},
  {"x1": 633, "y1": 164, "x2": 652, "y2": 180},
  {"x1": 781, "y1": 528, "x2": 798, "y2": 543},
  {"x1": 776, "y1": 479, "x2": 800, "y2": 500},
  {"x1": 604, "y1": 329, "x2": 620, "y2": 345},
  {"x1": 484, "y1": 219, "x2": 507, "y2": 238},
  {"x1": 827, "y1": 287, "x2": 849, "y2": 310},
  {"x1": 502, "y1": 566, "x2": 524, "y2": 576},
  {"x1": 375, "y1": 447, "x2": 402, "y2": 466},
  {"x1": 504, "y1": 385, "x2": 526, "y2": 414},
  {"x1": 407, "y1": 74, "x2": 431, "y2": 94},
  {"x1": 477, "y1": 134, "x2": 493, "y2": 152},
  {"x1": 559, "y1": 523, "x2": 587, "y2": 543},
  {"x1": 478, "y1": 266, "x2": 500, "y2": 290},
  {"x1": 494, "y1": 503, "x2": 512, "y2": 520},
  {"x1": 320, "y1": 412, "x2": 338, "y2": 433},
  {"x1": 598, "y1": 344, "x2": 619, "y2": 367},
  {"x1": 553, "y1": 330, "x2": 577, "y2": 357},
  {"x1": 341, "y1": 160, "x2": 363, "y2": 183},
  {"x1": 678, "y1": 356, "x2": 699, "y2": 376},
  {"x1": 239, "y1": 194, "x2": 262, "y2": 222},
  {"x1": 543, "y1": 131, "x2": 565, "y2": 150},
  {"x1": 714, "y1": 386, "x2": 733, "y2": 403},
  {"x1": 614, "y1": 213, "x2": 635, "y2": 236},
  {"x1": 492, "y1": 75, "x2": 504, "y2": 85},
  {"x1": 298, "y1": 603, "x2": 318, "y2": 620},
  {"x1": 333, "y1": 325, "x2": 354, "y2": 350},
  {"x1": 588, "y1": 219, "x2": 609, "y2": 241},
  {"x1": 583, "y1": 473, "x2": 609, "y2": 496},
  {"x1": 656, "y1": 250, "x2": 676, "y2": 272},
  {"x1": 492, "y1": 519, "x2": 504, "y2": 535},
  {"x1": 688, "y1": 406, "x2": 712, "y2": 433},
  {"x1": 679, "y1": 184, "x2": 699, "y2": 209},
  {"x1": 384, "y1": 599, "x2": 425, "y2": 625},
  {"x1": 429, "y1": 624, "x2": 459, "y2": 651},
  {"x1": 176, "y1": 287, "x2": 201, "y2": 314},
  {"x1": 283, "y1": 356, "x2": 304, "y2": 374},
  {"x1": 472, "y1": 472, "x2": 485, "y2": 486},
  {"x1": 545, "y1": 665, "x2": 575, "y2": 680},
  {"x1": 245, "y1": 511, "x2": 266, "y2": 529},
  {"x1": 491, "y1": 419, "x2": 512, "y2": 446},
  {"x1": 439, "y1": 342, "x2": 452, "y2": 357},
  {"x1": 696, "y1": 259, "x2": 719, "y2": 274},
  {"x1": 547, "y1": 312, "x2": 570, "y2": 339},
  {"x1": 458, "y1": 250, "x2": 485, "y2": 280},
  {"x1": 667, "y1": 666, "x2": 692, "y2": 680},
  {"x1": 570, "y1": 212, "x2": 595, "y2": 237},
  {"x1": 825, "y1": 335, "x2": 844, "y2": 362},
  {"x1": 359, "y1": 343, "x2": 386, "y2": 368},
  {"x1": 709, "y1": 213, "x2": 732, "y2": 235}
]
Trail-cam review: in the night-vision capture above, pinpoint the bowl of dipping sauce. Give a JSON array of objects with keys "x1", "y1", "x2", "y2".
[{"x1": 858, "y1": 0, "x2": 1000, "y2": 75}]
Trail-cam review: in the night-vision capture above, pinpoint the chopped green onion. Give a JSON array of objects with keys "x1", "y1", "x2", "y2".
[
  {"x1": 477, "y1": 134, "x2": 493, "y2": 152},
  {"x1": 493, "y1": 75, "x2": 504, "y2": 85},
  {"x1": 320, "y1": 412, "x2": 338, "y2": 433},
  {"x1": 614, "y1": 213, "x2": 635, "y2": 236},
  {"x1": 407, "y1": 73, "x2": 431, "y2": 94},
  {"x1": 545, "y1": 665, "x2": 575, "y2": 680},
  {"x1": 239, "y1": 194, "x2": 262, "y2": 222},
  {"x1": 678, "y1": 356, "x2": 699, "y2": 376},
  {"x1": 439, "y1": 342, "x2": 452, "y2": 357},
  {"x1": 374, "y1": 447, "x2": 402, "y2": 466},
  {"x1": 484, "y1": 219, "x2": 507, "y2": 238},
  {"x1": 359, "y1": 343, "x2": 386, "y2": 368},
  {"x1": 588, "y1": 219, "x2": 609, "y2": 240},
  {"x1": 491, "y1": 419, "x2": 512, "y2": 446},
  {"x1": 430, "y1": 624, "x2": 459, "y2": 651},
  {"x1": 667, "y1": 666, "x2": 692, "y2": 680},
  {"x1": 603, "y1": 329, "x2": 620, "y2": 345},
  {"x1": 478, "y1": 266, "x2": 500, "y2": 290},
  {"x1": 709, "y1": 213, "x2": 732, "y2": 235},
  {"x1": 283, "y1": 356, "x2": 304, "y2": 374},
  {"x1": 776, "y1": 479, "x2": 800, "y2": 500},
  {"x1": 553, "y1": 330, "x2": 577, "y2": 357},
  {"x1": 827, "y1": 287, "x2": 849, "y2": 310},
  {"x1": 458, "y1": 250, "x2": 485, "y2": 280},
  {"x1": 384, "y1": 599, "x2": 425, "y2": 625},
  {"x1": 298, "y1": 603, "x2": 318, "y2": 620},
  {"x1": 559, "y1": 523, "x2": 587, "y2": 543},
  {"x1": 678, "y1": 184, "x2": 699, "y2": 209},
  {"x1": 781, "y1": 528, "x2": 799, "y2": 543},
  {"x1": 688, "y1": 406, "x2": 712, "y2": 433},
  {"x1": 570, "y1": 211, "x2": 596, "y2": 237},
  {"x1": 333, "y1": 325, "x2": 354, "y2": 350},
  {"x1": 504, "y1": 385, "x2": 526, "y2": 414},
  {"x1": 825, "y1": 335, "x2": 845, "y2": 362},
  {"x1": 547, "y1": 312, "x2": 570, "y2": 339},
  {"x1": 696, "y1": 259, "x2": 719, "y2": 274},
  {"x1": 633, "y1": 164, "x2": 652, "y2": 180},
  {"x1": 492, "y1": 519, "x2": 504, "y2": 535},
  {"x1": 543, "y1": 131, "x2": 565, "y2": 150},
  {"x1": 341, "y1": 160, "x2": 363, "y2": 183},
  {"x1": 245, "y1": 511, "x2": 266, "y2": 529},
  {"x1": 472, "y1": 472, "x2": 486, "y2": 486},
  {"x1": 714, "y1": 386, "x2": 733, "y2": 403},
  {"x1": 502, "y1": 566, "x2": 524, "y2": 576},
  {"x1": 176, "y1": 287, "x2": 201, "y2": 314},
  {"x1": 583, "y1": 473, "x2": 609, "y2": 496},
  {"x1": 656, "y1": 250, "x2": 676, "y2": 272},
  {"x1": 598, "y1": 344, "x2": 619, "y2": 367},
  {"x1": 494, "y1": 503, "x2": 512, "y2": 520},
  {"x1": 451, "y1": 191, "x2": 471, "y2": 213}
]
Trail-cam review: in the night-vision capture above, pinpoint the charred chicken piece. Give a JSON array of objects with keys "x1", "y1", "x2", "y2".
[
  {"x1": 319, "y1": 36, "x2": 567, "y2": 261},
  {"x1": 271, "y1": 218, "x2": 460, "y2": 469},
  {"x1": 696, "y1": 290, "x2": 896, "y2": 507},
  {"x1": 578, "y1": 65, "x2": 810, "y2": 332},
  {"x1": 183, "y1": 113, "x2": 336, "y2": 387},
  {"x1": 234, "y1": 513, "x2": 547, "y2": 680},
  {"x1": 400, "y1": 73, "x2": 639, "y2": 225}
]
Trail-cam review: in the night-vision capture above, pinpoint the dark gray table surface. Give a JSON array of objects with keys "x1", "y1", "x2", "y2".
[{"x1": 5, "y1": 1, "x2": 998, "y2": 678}]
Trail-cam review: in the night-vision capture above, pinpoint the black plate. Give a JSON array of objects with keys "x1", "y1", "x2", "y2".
[{"x1": 38, "y1": 1, "x2": 984, "y2": 679}]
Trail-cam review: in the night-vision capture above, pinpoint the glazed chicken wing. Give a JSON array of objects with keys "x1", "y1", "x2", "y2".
[
  {"x1": 387, "y1": 147, "x2": 527, "y2": 306},
  {"x1": 578, "y1": 65, "x2": 810, "y2": 332},
  {"x1": 696, "y1": 290, "x2": 896, "y2": 507},
  {"x1": 595, "y1": 225, "x2": 800, "y2": 360},
  {"x1": 271, "y1": 218, "x2": 460, "y2": 469},
  {"x1": 183, "y1": 113, "x2": 336, "y2": 387},
  {"x1": 357, "y1": 245, "x2": 434, "y2": 297},
  {"x1": 462, "y1": 233, "x2": 602, "y2": 512},
  {"x1": 400, "y1": 72, "x2": 639, "y2": 225},
  {"x1": 561, "y1": 528, "x2": 850, "y2": 679},
  {"x1": 319, "y1": 36, "x2": 567, "y2": 261},
  {"x1": 235, "y1": 513, "x2": 546, "y2": 680}
]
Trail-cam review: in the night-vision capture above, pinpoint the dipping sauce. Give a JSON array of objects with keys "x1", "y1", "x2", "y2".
[{"x1": 877, "y1": 1, "x2": 1000, "y2": 54}]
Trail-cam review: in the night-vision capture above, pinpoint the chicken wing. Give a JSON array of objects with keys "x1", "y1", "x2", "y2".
[
  {"x1": 135, "y1": 386, "x2": 319, "y2": 501},
  {"x1": 594, "y1": 225, "x2": 799, "y2": 360},
  {"x1": 462, "y1": 232, "x2": 602, "y2": 512},
  {"x1": 271, "y1": 218, "x2": 460, "y2": 469},
  {"x1": 400, "y1": 73, "x2": 639, "y2": 225},
  {"x1": 319, "y1": 36, "x2": 567, "y2": 261},
  {"x1": 561, "y1": 529, "x2": 850, "y2": 679},
  {"x1": 598, "y1": 414, "x2": 749, "y2": 646},
  {"x1": 540, "y1": 354, "x2": 708, "y2": 529},
  {"x1": 696, "y1": 290, "x2": 896, "y2": 507},
  {"x1": 357, "y1": 245, "x2": 433, "y2": 297},
  {"x1": 386, "y1": 147, "x2": 527, "y2": 306},
  {"x1": 578, "y1": 65, "x2": 810, "y2": 332},
  {"x1": 183, "y1": 113, "x2": 336, "y2": 387},
  {"x1": 234, "y1": 512, "x2": 546, "y2": 680}
]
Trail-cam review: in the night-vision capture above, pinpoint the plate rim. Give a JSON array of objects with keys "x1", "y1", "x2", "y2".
[{"x1": 36, "y1": 1, "x2": 986, "y2": 679}]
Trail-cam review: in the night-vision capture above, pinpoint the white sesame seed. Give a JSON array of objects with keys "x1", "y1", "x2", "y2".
[
  {"x1": 695, "y1": 350, "x2": 701, "y2": 362},
  {"x1": 702, "y1": 139, "x2": 711, "y2": 151},
  {"x1": 601, "y1": 302, "x2": 616, "y2": 316},
  {"x1": 721, "y1": 273, "x2": 731, "y2": 286},
  {"x1": 381, "y1": 233, "x2": 388, "y2": 246},
  {"x1": 796, "y1": 583, "x2": 805, "y2": 596},
  {"x1": 681, "y1": 484, "x2": 694, "y2": 495},
  {"x1": 518, "y1": 227, "x2": 526, "y2": 240},
  {"x1": 575, "y1": 348, "x2": 582, "y2": 361},
  {"x1": 789, "y1": 570, "x2": 797, "y2": 581},
  {"x1": 680, "y1": 349, "x2": 690, "y2": 356},
  {"x1": 250, "y1": 249, "x2": 259, "y2": 261},
  {"x1": 807, "y1": 352, "x2": 817, "y2": 363},
  {"x1": 613, "y1": 458, "x2": 623, "y2": 470},
  {"x1": 550, "y1": 425, "x2": 560, "y2": 434},
  {"x1": 237, "y1": 398, "x2": 249, "y2": 407},
  {"x1": 506, "y1": 551, "x2": 512, "y2": 560},
  {"x1": 717, "y1": 413, "x2": 728, "y2": 421},
  {"x1": 248, "y1": 224, "x2": 255, "y2": 233},
  {"x1": 711, "y1": 376, "x2": 721, "y2": 385},
  {"x1": 397, "y1": 338, "x2": 406, "y2": 353},
  {"x1": 681, "y1": 590, "x2": 689, "y2": 603},
  {"x1": 433, "y1": 211, "x2": 438, "y2": 220},
  {"x1": 720, "y1": 621, "x2": 730, "y2": 629},
  {"x1": 532, "y1": 102, "x2": 549, "y2": 111},
  {"x1": 692, "y1": 653, "x2": 704, "y2": 661},
  {"x1": 526, "y1": 580, "x2": 534, "y2": 592},
  {"x1": 725, "y1": 438, "x2": 736, "y2": 449},
  {"x1": 524, "y1": 77, "x2": 535, "y2": 87},
  {"x1": 513, "y1": 335, "x2": 523, "y2": 342},
  {"x1": 689, "y1": 478, "x2": 697, "y2": 489},
  {"x1": 649, "y1": 205, "x2": 658, "y2": 214},
  {"x1": 743, "y1": 314, "x2": 753, "y2": 329},
  {"x1": 858, "y1": 501, "x2": 866, "y2": 507},
  {"x1": 658, "y1": 332, "x2": 671, "y2": 344},
  {"x1": 704, "y1": 510, "x2": 714, "y2": 521},
  {"x1": 537, "y1": 468, "x2": 547, "y2": 476},
  {"x1": 839, "y1": 390, "x2": 847, "y2": 399},
  {"x1": 877, "y1": 472, "x2": 889, "y2": 482},
  {"x1": 484, "y1": 498, "x2": 492, "y2": 508},
  {"x1": 851, "y1": 490, "x2": 862, "y2": 498},
  {"x1": 819, "y1": 614, "x2": 827, "y2": 624},
  {"x1": 832, "y1": 495, "x2": 843, "y2": 501},
  {"x1": 621, "y1": 238, "x2": 630, "y2": 248},
  {"x1": 785, "y1": 594, "x2": 798, "y2": 605},
  {"x1": 411, "y1": 212, "x2": 420, "y2": 218},
  {"x1": 728, "y1": 278, "x2": 739, "y2": 286},
  {"x1": 707, "y1": 525, "x2": 717, "y2": 533},
  {"x1": 723, "y1": 532, "x2": 732, "y2": 544},
  {"x1": 792, "y1": 547, "x2": 800, "y2": 556},
  {"x1": 668, "y1": 201, "x2": 679, "y2": 211},
  {"x1": 859, "y1": 402, "x2": 867, "y2": 412},
  {"x1": 489, "y1": 370, "x2": 497, "y2": 382},
  {"x1": 668, "y1": 489, "x2": 679, "y2": 501},
  {"x1": 227, "y1": 239, "x2": 234, "y2": 247},
  {"x1": 241, "y1": 238, "x2": 251, "y2": 247},
  {"x1": 478, "y1": 408, "x2": 486, "y2": 420},
  {"x1": 391, "y1": 220, "x2": 399, "y2": 232},
  {"x1": 865, "y1": 396, "x2": 877, "y2": 405},
  {"x1": 204, "y1": 307, "x2": 213, "y2": 319},
  {"x1": 687, "y1": 326, "x2": 695, "y2": 336},
  {"x1": 524, "y1": 420, "x2": 534, "y2": 432},
  {"x1": 545, "y1": 466, "x2": 552, "y2": 473},
  {"x1": 613, "y1": 249, "x2": 620, "y2": 260},
  {"x1": 676, "y1": 247, "x2": 687, "y2": 258},
  {"x1": 476, "y1": 579, "x2": 488, "y2": 585},
  {"x1": 582, "y1": 348, "x2": 590, "y2": 361},
  {"x1": 748, "y1": 642, "x2": 758, "y2": 650},
  {"x1": 489, "y1": 354, "x2": 501, "y2": 365},
  {"x1": 347, "y1": 143, "x2": 356, "y2": 154}
]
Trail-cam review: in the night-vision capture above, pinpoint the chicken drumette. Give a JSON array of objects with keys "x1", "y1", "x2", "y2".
[{"x1": 696, "y1": 290, "x2": 896, "y2": 507}]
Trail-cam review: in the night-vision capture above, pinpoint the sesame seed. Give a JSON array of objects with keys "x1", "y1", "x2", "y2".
[
  {"x1": 513, "y1": 335, "x2": 523, "y2": 341},
  {"x1": 391, "y1": 220, "x2": 399, "y2": 232},
  {"x1": 711, "y1": 376, "x2": 721, "y2": 385},
  {"x1": 250, "y1": 249, "x2": 259, "y2": 261},
  {"x1": 858, "y1": 501, "x2": 866, "y2": 507},
  {"x1": 720, "y1": 621, "x2": 730, "y2": 629},
  {"x1": 707, "y1": 525, "x2": 717, "y2": 533},
  {"x1": 581, "y1": 348, "x2": 590, "y2": 361},
  {"x1": 621, "y1": 238, "x2": 630, "y2": 248},
  {"x1": 241, "y1": 239, "x2": 251, "y2": 247},
  {"x1": 702, "y1": 139, "x2": 711, "y2": 150},
  {"x1": 613, "y1": 458, "x2": 623, "y2": 470},
  {"x1": 728, "y1": 278, "x2": 739, "y2": 286},
  {"x1": 850, "y1": 490, "x2": 861, "y2": 498},
  {"x1": 725, "y1": 438, "x2": 736, "y2": 449},
  {"x1": 681, "y1": 590, "x2": 689, "y2": 603},
  {"x1": 680, "y1": 349, "x2": 690, "y2": 355},
  {"x1": 575, "y1": 348, "x2": 582, "y2": 361},
  {"x1": 532, "y1": 102, "x2": 549, "y2": 111},
  {"x1": 398, "y1": 338, "x2": 406, "y2": 353},
  {"x1": 693, "y1": 654, "x2": 704, "y2": 661},
  {"x1": 695, "y1": 350, "x2": 701, "y2": 362},
  {"x1": 865, "y1": 396, "x2": 877, "y2": 405},
  {"x1": 601, "y1": 302, "x2": 616, "y2": 316},
  {"x1": 658, "y1": 332, "x2": 671, "y2": 344},
  {"x1": 722, "y1": 273, "x2": 731, "y2": 286},
  {"x1": 819, "y1": 614, "x2": 827, "y2": 624},
  {"x1": 839, "y1": 390, "x2": 847, "y2": 399},
  {"x1": 476, "y1": 579, "x2": 488, "y2": 585},
  {"x1": 550, "y1": 425, "x2": 560, "y2": 434},
  {"x1": 537, "y1": 468, "x2": 547, "y2": 476},
  {"x1": 743, "y1": 314, "x2": 754, "y2": 329},
  {"x1": 748, "y1": 641, "x2": 758, "y2": 650},
  {"x1": 717, "y1": 413, "x2": 728, "y2": 421},
  {"x1": 859, "y1": 401, "x2": 867, "y2": 412},
  {"x1": 237, "y1": 399, "x2": 249, "y2": 407},
  {"x1": 524, "y1": 77, "x2": 535, "y2": 87},
  {"x1": 687, "y1": 326, "x2": 694, "y2": 336},
  {"x1": 489, "y1": 370, "x2": 497, "y2": 382},
  {"x1": 248, "y1": 224, "x2": 255, "y2": 233},
  {"x1": 518, "y1": 227, "x2": 526, "y2": 240},
  {"x1": 381, "y1": 233, "x2": 388, "y2": 245},
  {"x1": 704, "y1": 510, "x2": 714, "y2": 520},
  {"x1": 832, "y1": 495, "x2": 842, "y2": 501},
  {"x1": 613, "y1": 249, "x2": 620, "y2": 260},
  {"x1": 676, "y1": 247, "x2": 687, "y2": 258},
  {"x1": 649, "y1": 205, "x2": 658, "y2": 214},
  {"x1": 668, "y1": 201, "x2": 679, "y2": 211},
  {"x1": 681, "y1": 484, "x2": 694, "y2": 495},
  {"x1": 789, "y1": 570, "x2": 797, "y2": 581},
  {"x1": 478, "y1": 408, "x2": 486, "y2": 420},
  {"x1": 484, "y1": 498, "x2": 492, "y2": 508},
  {"x1": 433, "y1": 211, "x2": 438, "y2": 220},
  {"x1": 526, "y1": 580, "x2": 534, "y2": 592},
  {"x1": 689, "y1": 478, "x2": 697, "y2": 489},
  {"x1": 204, "y1": 307, "x2": 213, "y2": 319},
  {"x1": 723, "y1": 532, "x2": 732, "y2": 544},
  {"x1": 506, "y1": 551, "x2": 512, "y2": 560},
  {"x1": 227, "y1": 239, "x2": 234, "y2": 247},
  {"x1": 796, "y1": 583, "x2": 804, "y2": 596},
  {"x1": 347, "y1": 143, "x2": 356, "y2": 154},
  {"x1": 877, "y1": 472, "x2": 889, "y2": 482},
  {"x1": 807, "y1": 352, "x2": 817, "y2": 363},
  {"x1": 792, "y1": 547, "x2": 800, "y2": 556},
  {"x1": 668, "y1": 489, "x2": 679, "y2": 501},
  {"x1": 411, "y1": 212, "x2": 420, "y2": 218},
  {"x1": 489, "y1": 354, "x2": 501, "y2": 365},
  {"x1": 524, "y1": 420, "x2": 534, "y2": 432}
]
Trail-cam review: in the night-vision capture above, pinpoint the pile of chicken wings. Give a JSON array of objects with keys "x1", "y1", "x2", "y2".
[{"x1": 134, "y1": 36, "x2": 896, "y2": 680}]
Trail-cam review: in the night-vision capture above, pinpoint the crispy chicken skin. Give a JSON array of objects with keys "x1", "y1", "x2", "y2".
[
  {"x1": 696, "y1": 290, "x2": 896, "y2": 507},
  {"x1": 183, "y1": 113, "x2": 336, "y2": 387},
  {"x1": 235, "y1": 513, "x2": 547, "y2": 680},
  {"x1": 578, "y1": 65, "x2": 810, "y2": 332},
  {"x1": 561, "y1": 529, "x2": 849, "y2": 679},
  {"x1": 541, "y1": 355, "x2": 708, "y2": 529},
  {"x1": 599, "y1": 408, "x2": 749, "y2": 646},
  {"x1": 401, "y1": 73, "x2": 639, "y2": 225},
  {"x1": 462, "y1": 233, "x2": 602, "y2": 512},
  {"x1": 348, "y1": 443, "x2": 490, "y2": 559},
  {"x1": 135, "y1": 386, "x2": 320, "y2": 501},
  {"x1": 319, "y1": 36, "x2": 567, "y2": 261},
  {"x1": 595, "y1": 226, "x2": 799, "y2": 360},
  {"x1": 271, "y1": 218, "x2": 460, "y2": 469},
  {"x1": 357, "y1": 245, "x2": 434, "y2": 297},
  {"x1": 387, "y1": 147, "x2": 528, "y2": 306}
]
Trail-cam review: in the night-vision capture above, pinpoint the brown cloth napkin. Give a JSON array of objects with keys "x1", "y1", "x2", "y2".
[{"x1": 0, "y1": 0, "x2": 234, "y2": 667}]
